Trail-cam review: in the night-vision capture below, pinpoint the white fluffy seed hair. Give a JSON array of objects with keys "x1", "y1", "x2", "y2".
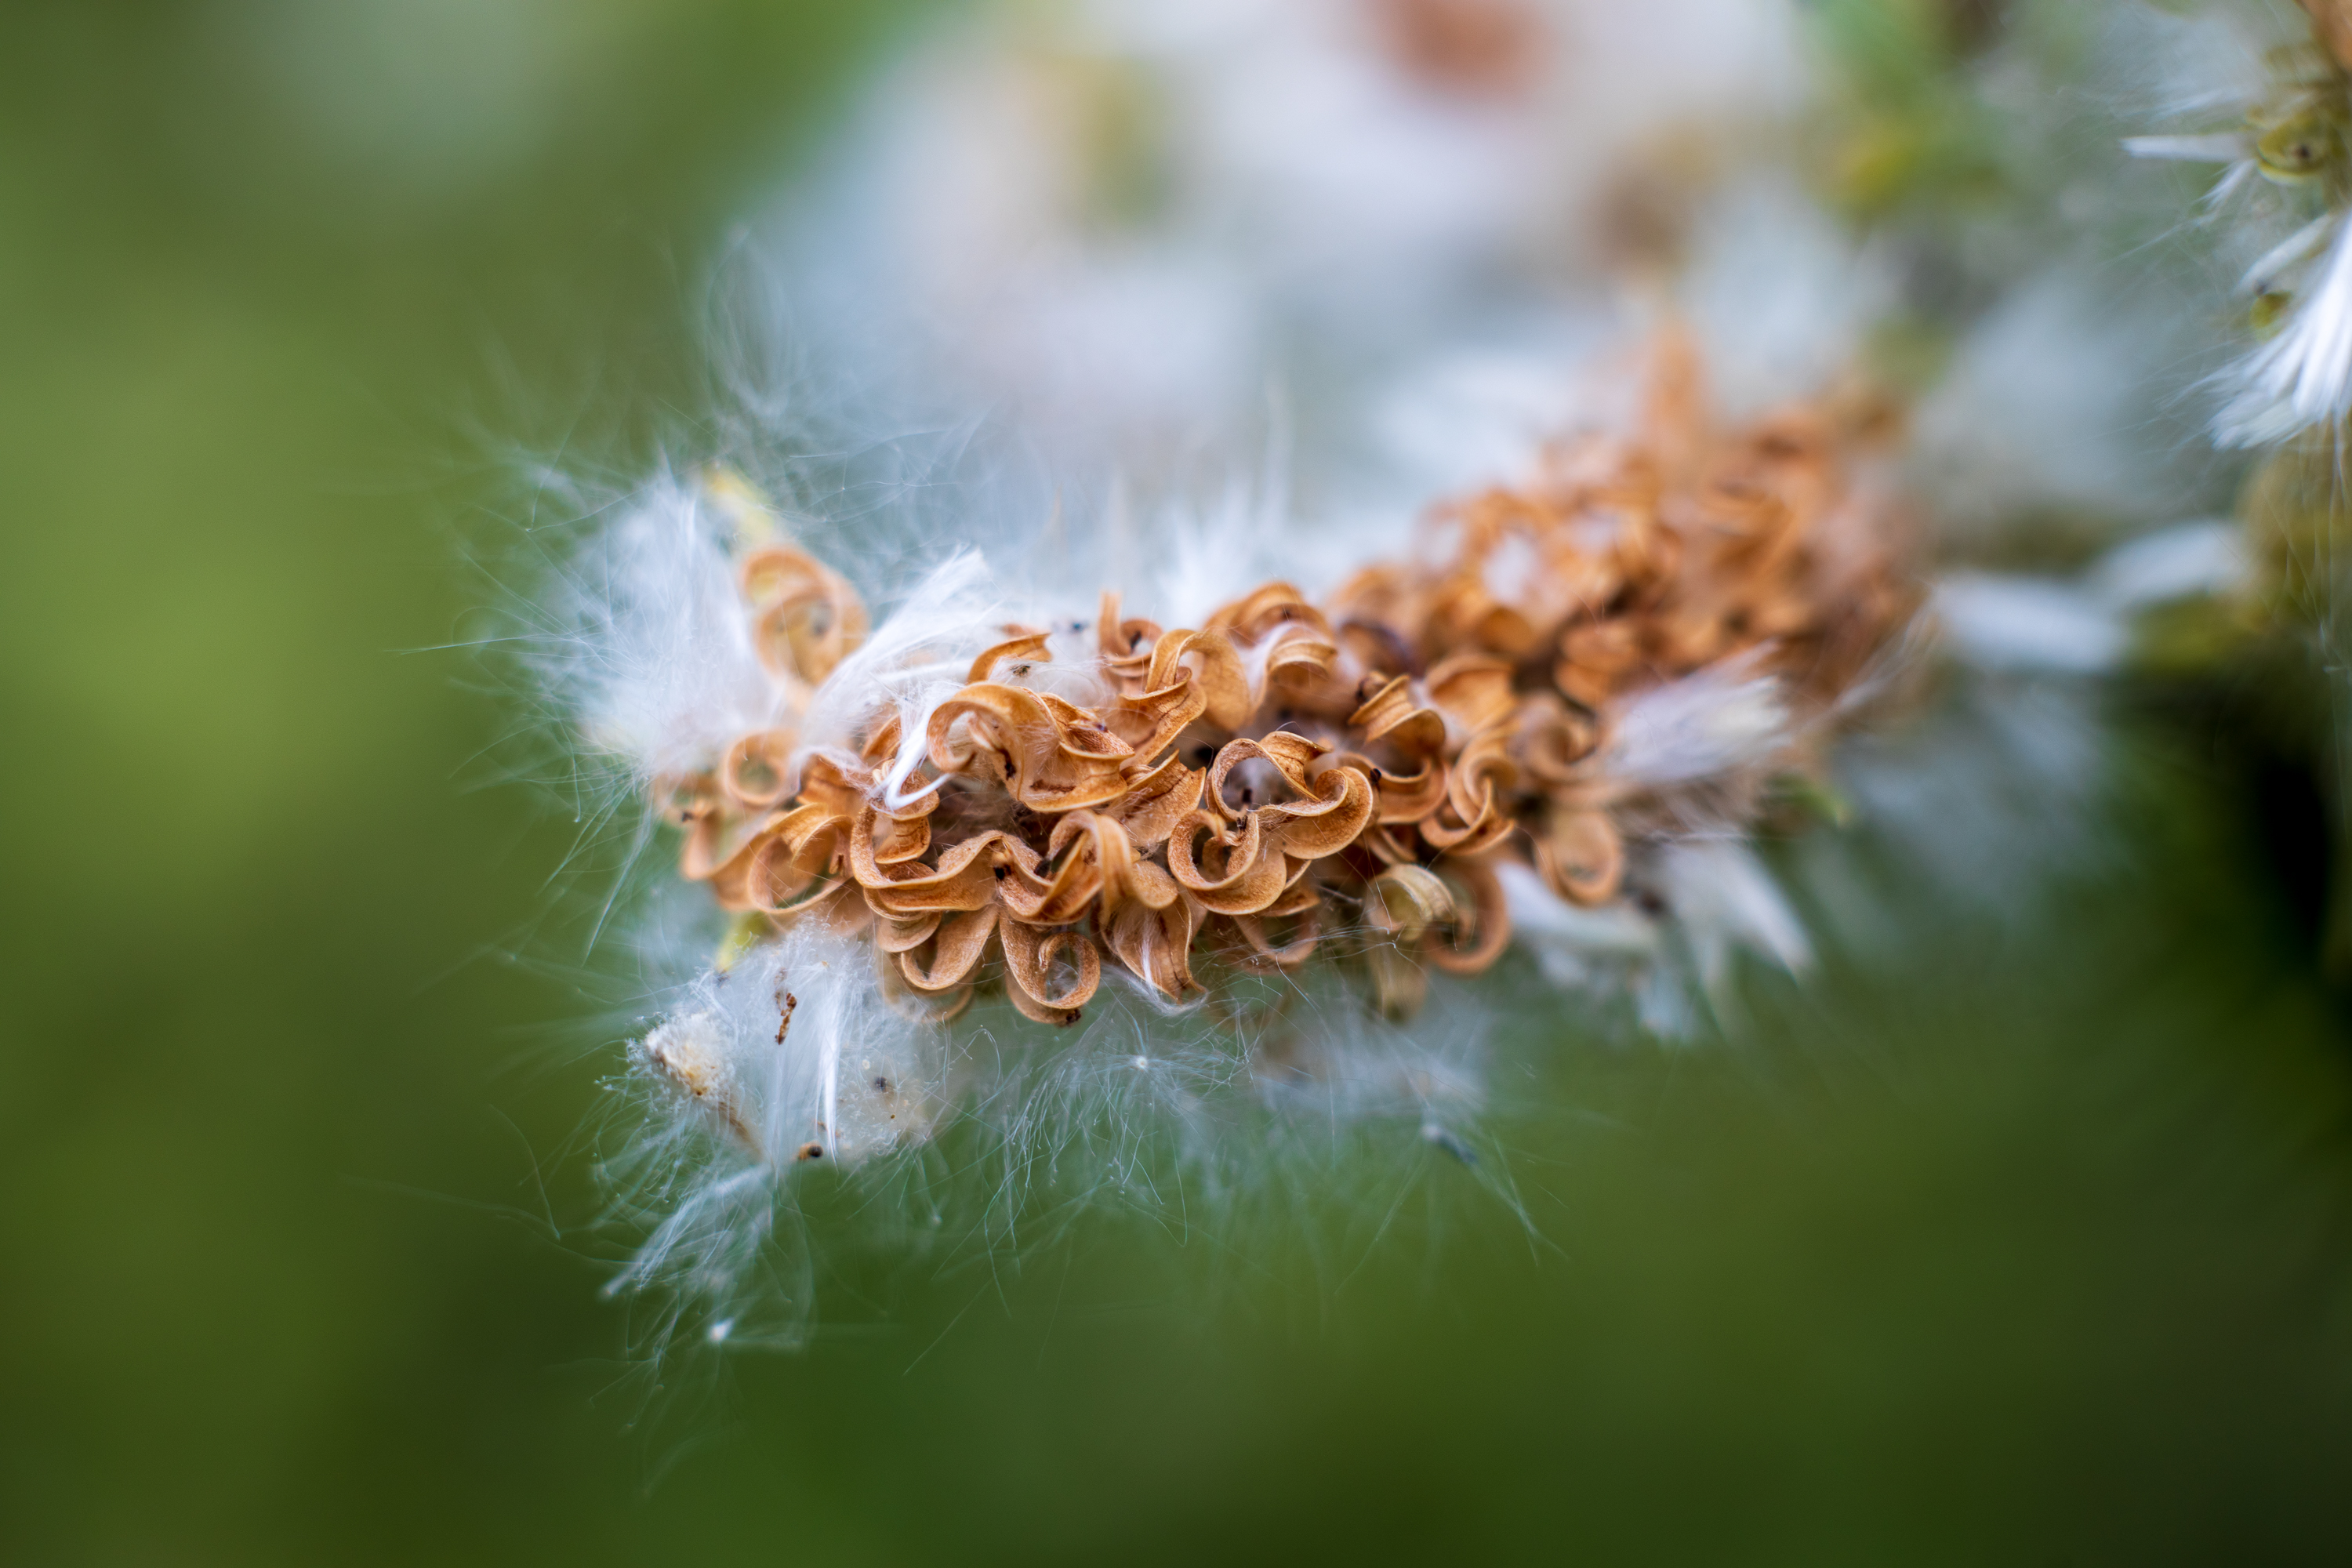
[
  {"x1": 2222, "y1": 214, "x2": 2352, "y2": 444},
  {"x1": 554, "y1": 474, "x2": 793, "y2": 787}
]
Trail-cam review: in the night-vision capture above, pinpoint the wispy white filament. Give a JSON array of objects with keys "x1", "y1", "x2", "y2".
[
  {"x1": 1933, "y1": 575, "x2": 2129, "y2": 675},
  {"x1": 1602, "y1": 656, "x2": 1788, "y2": 787},
  {"x1": 2241, "y1": 214, "x2": 2339, "y2": 295},
  {"x1": 2223, "y1": 215, "x2": 2352, "y2": 445},
  {"x1": 2121, "y1": 132, "x2": 2251, "y2": 163}
]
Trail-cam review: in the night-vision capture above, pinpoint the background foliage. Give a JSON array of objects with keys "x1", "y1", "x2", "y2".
[{"x1": 3, "y1": 2, "x2": 2350, "y2": 1560}]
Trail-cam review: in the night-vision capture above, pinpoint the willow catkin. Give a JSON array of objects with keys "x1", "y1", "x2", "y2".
[{"x1": 652, "y1": 340, "x2": 1917, "y2": 1072}]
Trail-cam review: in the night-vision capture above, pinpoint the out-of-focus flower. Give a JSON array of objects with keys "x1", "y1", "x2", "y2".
[{"x1": 2125, "y1": 2, "x2": 2352, "y2": 444}]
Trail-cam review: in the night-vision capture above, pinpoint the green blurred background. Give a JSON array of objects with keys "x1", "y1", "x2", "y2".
[{"x1": 5, "y1": 2, "x2": 2352, "y2": 1561}]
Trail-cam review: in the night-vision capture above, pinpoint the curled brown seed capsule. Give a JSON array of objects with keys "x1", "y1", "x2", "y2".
[{"x1": 673, "y1": 342, "x2": 1915, "y2": 1026}]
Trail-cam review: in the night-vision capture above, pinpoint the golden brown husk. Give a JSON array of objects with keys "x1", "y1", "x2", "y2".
[{"x1": 666, "y1": 344, "x2": 1918, "y2": 1025}]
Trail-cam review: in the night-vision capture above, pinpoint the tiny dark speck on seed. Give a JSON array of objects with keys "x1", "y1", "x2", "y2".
[{"x1": 873, "y1": 1076, "x2": 891, "y2": 1092}]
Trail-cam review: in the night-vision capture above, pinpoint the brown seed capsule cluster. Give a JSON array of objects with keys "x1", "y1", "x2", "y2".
[{"x1": 662, "y1": 348, "x2": 1917, "y2": 1026}]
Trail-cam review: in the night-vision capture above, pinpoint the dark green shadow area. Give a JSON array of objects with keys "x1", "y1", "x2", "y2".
[{"x1": 2, "y1": 2, "x2": 2350, "y2": 1563}]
